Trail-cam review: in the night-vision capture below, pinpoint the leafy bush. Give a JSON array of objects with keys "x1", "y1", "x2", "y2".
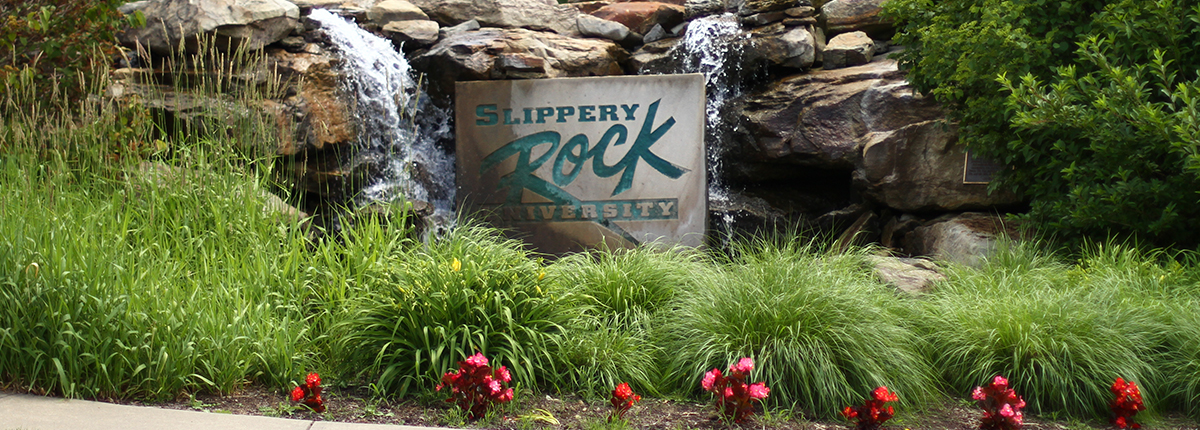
[
  {"x1": 664, "y1": 238, "x2": 937, "y2": 418},
  {"x1": 1, "y1": 0, "x2": 135, "y2": 103},
  {"x1": 887, "y1": 0, "x2": 1200, "y2": 248},
  {"x1": 335, "y1": 224, "x2": 572, "y2": 397}
]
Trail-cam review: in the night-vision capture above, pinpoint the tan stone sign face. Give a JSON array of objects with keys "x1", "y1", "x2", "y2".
[{"x1": 456, "y1": 74, "x2": 707, "y2": 254}]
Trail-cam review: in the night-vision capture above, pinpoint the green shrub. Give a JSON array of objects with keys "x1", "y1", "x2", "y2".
[
  {"x1": 918, "y1": 242, "x2": 1165, "y2": 418},
  {"x1": 1, "y1": 1, "x2": 135, "y2": 104},
  {"x1": 886, "y1": 0, "x2": 1200, "y2": 248},
  {"x1": 664, "y1": 238, "x2": 937, "y2": 418},
  {"x1": 335, "y1": 224, "x2": 573, "y2": 397}
]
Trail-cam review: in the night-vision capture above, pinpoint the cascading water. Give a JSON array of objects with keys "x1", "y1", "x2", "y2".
[
  {"x1": 309, "y1": 9, "x2": 455, "y2": 225},
  {"x1": 663, "y1": 13, "x2": 748, "y2": 245}
]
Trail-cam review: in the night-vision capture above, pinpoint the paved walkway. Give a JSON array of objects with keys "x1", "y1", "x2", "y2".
[{"x1": 0, "y1": 392, "x2": 446, "y2": 430}]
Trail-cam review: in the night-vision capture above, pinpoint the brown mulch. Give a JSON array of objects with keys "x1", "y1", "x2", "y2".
[{"x1": 102, "y1": 384, "x2": 1200, "y2": 430}]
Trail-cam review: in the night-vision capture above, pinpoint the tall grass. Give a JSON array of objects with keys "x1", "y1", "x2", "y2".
[
  {"x1": 549, "y1": 247, "x2": 712, "y2": 398},
  {"x1": 663, "y1": 237, "x2": 938, "y2": 418},
  {"x1": 0, "y1": 40, "x2": 317, "y2": 399},
  {"x1": 917, "y1": 242, "x2": 1168, "y2": 418}
]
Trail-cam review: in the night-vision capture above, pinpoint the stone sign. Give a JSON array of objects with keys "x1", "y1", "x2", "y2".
[{"x1": 456, "y1": 74, "x2": 707, "y2": 253}]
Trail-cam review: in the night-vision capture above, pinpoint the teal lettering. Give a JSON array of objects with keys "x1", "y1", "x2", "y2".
[
  {"x1": 476, "y1": 104, "x2": 498, "y2": 126},
  {"x1": 503, "y1": 109, "x2": 519, "y2": 125},
  {"x1": 536, "y1": 107, "x2": 554, "y2": 123},
  {"x1": 553, "y1": 134, "x2": 589, "y2": 186},
  {"x1": 579, "y1": 105, "x2": 596, "y2": 122},
  {"x1": 523, "y1": 108, "x2": 533, "y2": 123},
  {"x1": 480, "y1": 131, "x2": 576, "y2": 205},
  {"x1": 621, "y1": 104, "x2": 640, "y2": 121},
  {"x1": 604, "y1": 100, "x2": 685, "y2": 196},
  {"x1": 599, "y1": 105, "x2": 618, "y2": 121},
  {"x1": 556, "y1": 106, "x2": 575, "y2": 123}
]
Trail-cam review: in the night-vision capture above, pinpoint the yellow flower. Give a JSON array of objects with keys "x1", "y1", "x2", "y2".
[
  {"x1": 538, "y1": 270, "x2": 546, "y2": 281},
  {"x1": 451, "y1": 258, "x2": 461, "y2": 272}
]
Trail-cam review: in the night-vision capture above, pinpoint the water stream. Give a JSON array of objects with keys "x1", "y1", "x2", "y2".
[
  {"x1": 309, "y1": 9, "x2": 455, "y2": 225},
  {"x1": 667, "y1": 13, "x2": 748, "y2": 245}
]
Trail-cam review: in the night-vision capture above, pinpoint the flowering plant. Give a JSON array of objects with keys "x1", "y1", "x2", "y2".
[
  {"x1": 609, "y1": 382, "x2": 642, "y2": 421},
  {"x1": 436, "y1": 352, "x2": 515, "y2": 419},
  {"x1": 701, "y1": 357, "x2": 770, "y2": 423},
  {"x1": 1110, "y1": 377, "x2": 1145, "y2": 429},
  {"x1": 841, "y1": 386, "x2": 899, "y2": 430},
  {"x1": 290, "y1": 372, "x2": 326, "y2": 412},
  {"x1": 972, "y1": 375, "x2": 1025, "y2": 430}
]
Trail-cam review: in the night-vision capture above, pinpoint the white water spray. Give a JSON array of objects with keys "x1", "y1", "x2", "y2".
[
  {"x1": 670, "y1": 13, "x2": 748, "y2": 243},
  {"x1": 309, "y1": 9, "x2": 455, "y2": 222}
]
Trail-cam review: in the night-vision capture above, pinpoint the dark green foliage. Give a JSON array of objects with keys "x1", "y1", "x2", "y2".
[
  {"x1": 1, "y1": 0, "x2": 136, "y2": 102},
  {"x1": 886, "y1": 0, "x2": 1200, "y2": 248}
]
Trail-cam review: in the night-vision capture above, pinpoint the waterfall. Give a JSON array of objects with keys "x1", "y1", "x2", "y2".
[
  {"x1": 668, "y1": 13, "x2": 748, "y2": 244},
  {"x1": 309, "y1": 9, "x2": 455, "y2": 224}
]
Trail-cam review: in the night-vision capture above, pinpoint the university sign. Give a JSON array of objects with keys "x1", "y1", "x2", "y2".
[{"x1": 456, "y1": 75, "x2": 707, "y2": 253}]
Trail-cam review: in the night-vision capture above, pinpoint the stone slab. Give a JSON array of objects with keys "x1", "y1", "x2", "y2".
[{"x1": 455, "y1": 74, "x2": 707, "y2": 253}]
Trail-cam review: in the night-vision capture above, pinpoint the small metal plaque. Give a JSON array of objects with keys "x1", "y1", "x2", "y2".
[
  {"x1": 455, "y1": 74, "x2": 707, "y2": 254},
  {"x1": 962, "y1": 150, "x2": 1005, "y2": 184}
]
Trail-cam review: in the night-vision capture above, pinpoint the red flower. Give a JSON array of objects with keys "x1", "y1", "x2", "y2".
[
  {"x1": 973, "y1": 375, "x2": 1024, "y2": 430},
  {"x1": 305, "y1": 373, "x2": 321, "y2": 388},
  {"x1": 609, "y1": 382, "x2": 641, "y2": 421},
  {"x1": 291, "y1": 386, "x2": 305, "y2": 402},
  {"x1": 843, "y1": 386, "x2": 898, "y2": 430},
  {"x1": 700, "y1": 358, "x2": 769, "y2": 423}
]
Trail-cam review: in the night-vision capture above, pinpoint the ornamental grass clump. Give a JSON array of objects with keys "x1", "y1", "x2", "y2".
[
  {"x1": 918, "y1": 242, "x2": 1160, "y2": 418},
  {"x1": 437, "y1": 353, "x2": 514, "y2": 420},
  {"x1": 666, "y1": 236, "x2": 936, "y2": 418},
  {"x1": 290, "y1": 373, "x2": 326, "y2": 412},
  {"x1": 841, "y1": 386, "x2": 899, "y2": 430},
  {"x1": 1110, "y1": 378, "x2": 1145, "y2": 429},
  {"x1": 701, "y1": 357, "x2": 769, "y2": 423},
  {"x1": 609, "y1": 382, "x2": 641, "y2": 422},
  {"x1": 973, "y1": 376, "x2": 1025, "y2": 430}
]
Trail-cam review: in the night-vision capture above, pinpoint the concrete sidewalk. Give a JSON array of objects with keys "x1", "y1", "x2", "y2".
[{"x1": 0, "y1": 392, "x2": 446, "y2": 430}]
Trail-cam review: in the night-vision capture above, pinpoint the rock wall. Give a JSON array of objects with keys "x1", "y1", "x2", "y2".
[{"x1": 114, "y1": 0, "x2": 1026, "y2": 258}]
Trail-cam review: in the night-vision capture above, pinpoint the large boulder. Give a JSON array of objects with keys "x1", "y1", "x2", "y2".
[
  {"x1": 412, "y1": 28, "x2": 628, "y2": 97},
  {"x1": 730, "y1": 58, "x2": 915, "y2": 172},
  {"x1": 589, "y1": 2, "x2": 685, "y2": 35},
  {"x1": 748, "y1": 23, "x2": 815, "y2": 70},
  {"x1": 903, "y1": 212, "x2": 1022, "y2": 267},
  {"x1": 730, "y1": 57, "x2": 1020, "y2": 212},
  {"x1": 263, "y1": 45, "x2": 354, "y2": 156},
  {"x1": 118, "y1": 0, "x2": 300, "y2": 55},
  {"x1": 854, "y1": 121, "x2": 1020, "y2": 212},
  {"x1": 820, "y1": 0, "x2": 891, "y2": 38},
  {"x1": 407, "y1": 0, "x2": 582, "y2": 36},
  {"x1": 382, "y1": 20, "x2": 441, "y2": 48}
]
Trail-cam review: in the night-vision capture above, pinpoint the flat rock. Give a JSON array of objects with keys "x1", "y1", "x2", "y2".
[
  {"x1": 382, "y1": 19, "x2": 440, "y2": 47},
  {"x1": 867, "y1": 255, "x2": 945, "y2": 295},
  {"x1": 577, "y1": 14, "x2": 632, "y2": 41},
  {"x1": 367, "y1": 0, "x2": 429, "y2": 25},
  {"x1": 119, "y1": 0, "x2": 300, "y2": 55},
  {"x1": 413, "y1": 28, "x2": 628, "y2": 96},
  {"x1": 408, "y1": 0, "x2": 582, "y2": 36}
]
